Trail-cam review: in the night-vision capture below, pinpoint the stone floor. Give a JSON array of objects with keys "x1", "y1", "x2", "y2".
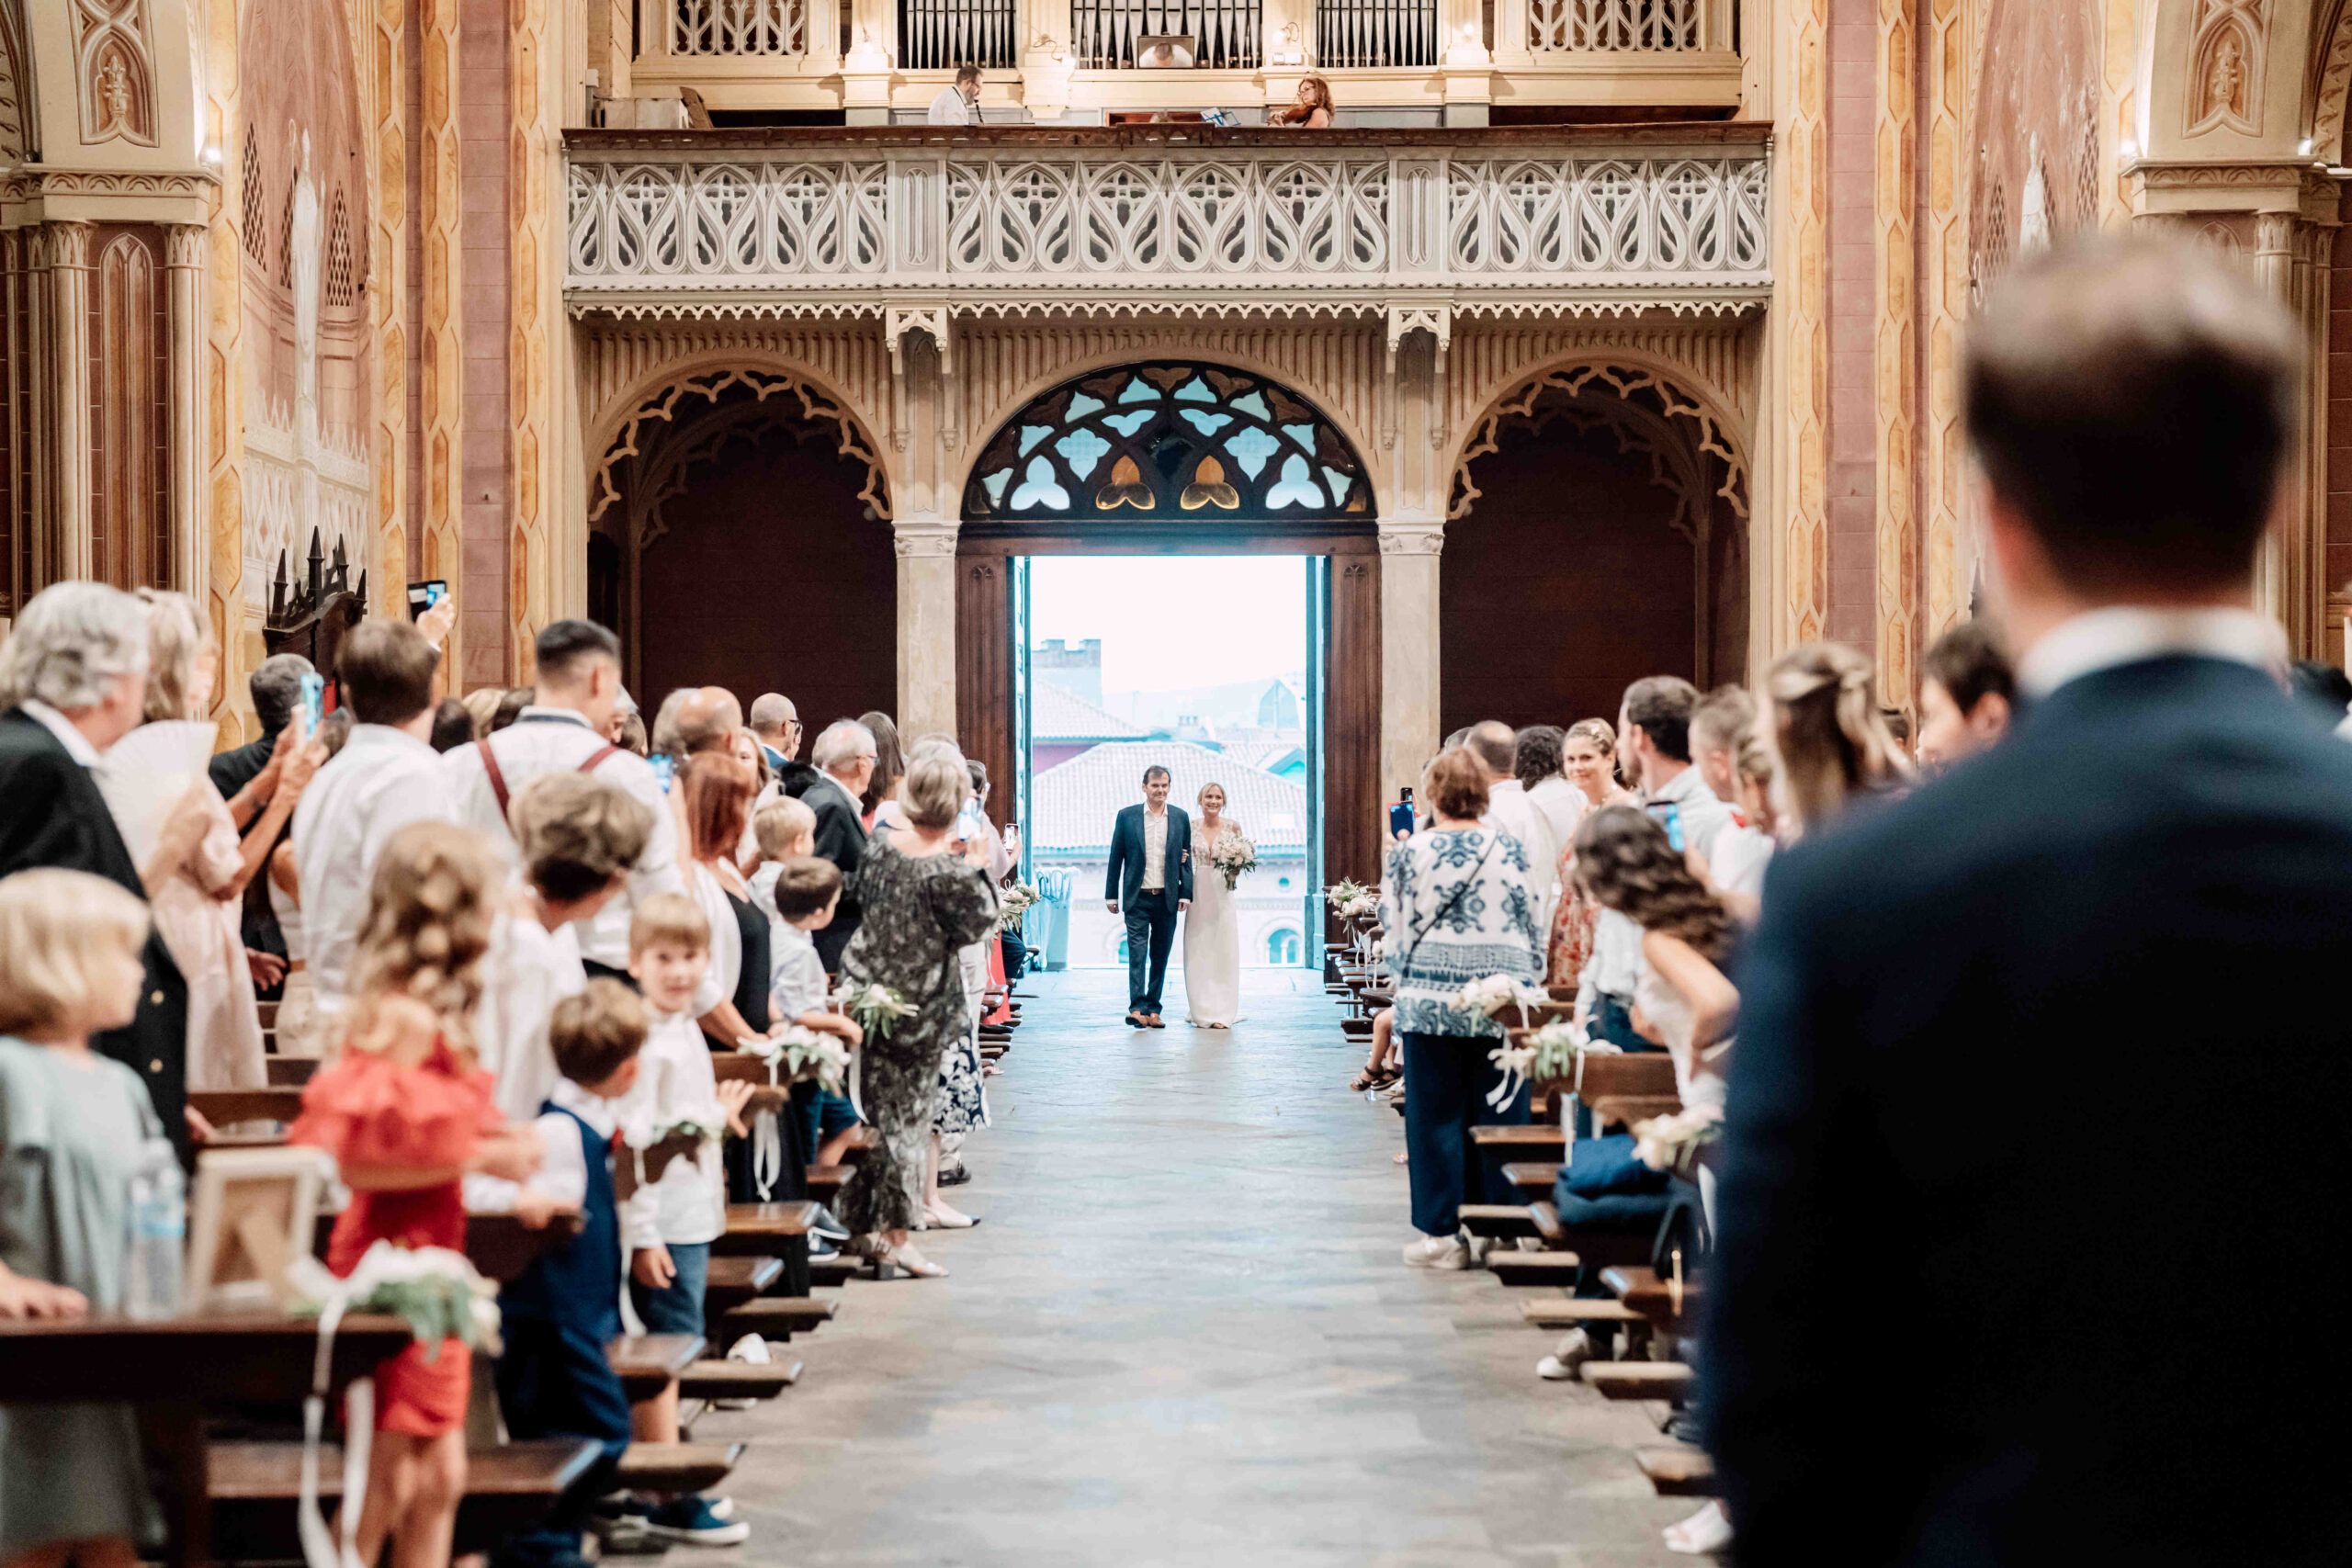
[{"x1": 684, "y1": 967, "x2": 1699, "y2": 1567}]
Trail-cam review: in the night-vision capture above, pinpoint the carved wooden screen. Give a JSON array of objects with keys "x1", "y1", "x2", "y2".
[{"x1": 962, "y1": 362, "x2": 1370, "y2": 525}]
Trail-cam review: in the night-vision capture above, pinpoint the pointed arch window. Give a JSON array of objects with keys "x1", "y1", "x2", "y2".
[
  {"x1": 241, "y1": 130, "x2": 268, "y2": 264},
  {"x1": 964, "y1": 362, "x2": 1369, "y2": 523}
]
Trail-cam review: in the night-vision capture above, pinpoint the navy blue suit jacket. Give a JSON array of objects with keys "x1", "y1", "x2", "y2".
[
  {"x1": 1704, "y1": 656, "x2": 2352, "y2": 1565},
  {"x1": 1105, "y1": 804, "x2": 1193, "y2": 908}
]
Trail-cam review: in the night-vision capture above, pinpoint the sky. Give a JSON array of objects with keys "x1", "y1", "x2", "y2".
[{"x1": 1028, "y1": 555, "x2": 1310, "y2": 694}]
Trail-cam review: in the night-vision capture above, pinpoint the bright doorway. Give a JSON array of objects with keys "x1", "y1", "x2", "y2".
[{"x1": 1013, "y1": 555, "x2": 1324, "y2": 971}]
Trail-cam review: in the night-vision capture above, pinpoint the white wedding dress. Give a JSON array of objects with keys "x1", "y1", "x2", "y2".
[{"x1": 1184, "y1": 820, "x2": 1243, "y2": 1027}]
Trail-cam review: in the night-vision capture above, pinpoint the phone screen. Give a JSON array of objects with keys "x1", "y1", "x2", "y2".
[
  {"x1": 297, "y1": 672, "x2": 325, "y2": 739},
  {"x1": 406, "y1": 580, "x2": 448, "y2": 621},
  {"x1": 650, "y1": 754, "x2": 675, "y2": 793},
  {"x1": 1646, "y1": 799, "x2": 1685, "y2": 853}
]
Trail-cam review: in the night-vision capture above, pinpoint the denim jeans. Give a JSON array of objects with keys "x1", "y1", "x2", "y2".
[{"x1": 1400, "y1": 1030, "x2": 1531, "y2": 1236}]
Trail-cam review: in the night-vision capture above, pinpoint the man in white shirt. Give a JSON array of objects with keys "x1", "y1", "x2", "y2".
[
  {"x1": 1519, "y1": 725, "x2": 1588, "y2": 864},
  {"x1": 290, "y1": 617, "x2": 456, "y2": 1021},
  {"x1": 1105, "y1": 765, "x2": 1192, "y2": 1029},
  {"x1": 444, "y1": 619, "x2": 685, "y2": 985},
  {"x1": 1618, "y1": 675, "x2": 1737, "y2": 871},
  {"x1": 1464, "y1": 721, "x2": 1558, "y2": 930},
  {"x1": 926, "y1": 65, "x2": 980, "y2": 124}
]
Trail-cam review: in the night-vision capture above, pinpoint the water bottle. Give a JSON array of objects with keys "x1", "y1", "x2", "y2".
[{"x1": 124, "y1": 1137, "x2": 186, "y2": 1318}]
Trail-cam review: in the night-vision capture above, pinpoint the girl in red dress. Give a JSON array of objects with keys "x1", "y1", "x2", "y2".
[{"x1": 291, "y1": 822, "x2": 540, "y2": 1568}]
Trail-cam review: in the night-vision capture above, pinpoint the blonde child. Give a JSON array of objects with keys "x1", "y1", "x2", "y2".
[
  {"x1": 768, "y1": 856, "x2": 865, "y2": 1170},
  {"x1": 613, "y1": 893, "x2": 752, "y2": 1547},
  {"x1": 745, "y1": 795, "x2": 817, "y2": 955},
  {"x1": 288, "y1": 823, "x2": 540, "y2": 1568},
  {"x1": 0, "y1": 869, "x2": 164, "y2": 1568}
]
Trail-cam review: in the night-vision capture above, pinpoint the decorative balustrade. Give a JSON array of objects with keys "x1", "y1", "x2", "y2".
[
  {"x1": 1314, "y1": 0, "x2": 1436, "y2": 67},
  {"x1": 563, "y1": 128, "x2": 1770, "y2": 310},
  {"x1": 671, "y1": 0, "x2": 808, "y2": 55},
  {"x1": 1528, "y1": 0, "x2": 1719, "y2": 52}
]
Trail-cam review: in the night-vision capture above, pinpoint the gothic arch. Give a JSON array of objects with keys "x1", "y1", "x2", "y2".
[
  {"x1": 2306, "y1": 0, "x2": 2352, "y2": 162},
  {"x1": 958, "y1": 358, "x2": 1374, "y2": 528}
]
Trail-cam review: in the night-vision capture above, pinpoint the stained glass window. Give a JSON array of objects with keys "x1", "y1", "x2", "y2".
[{"x1": 963, "y1": 363, "x2": 1371, "y2": 522}]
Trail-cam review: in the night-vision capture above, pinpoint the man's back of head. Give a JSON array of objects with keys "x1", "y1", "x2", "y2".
[
  {"x1": 1621, "y1": 676, "x2": 1701, "y2": 763},
  {"x1": 535, "y1": 620, "x2": 619, "y2": 693},
  {"x1": 1965, "y1": 233, "x2": 2296, "y2": 600},
  {"x1": 749, "y1": 692, "x2": 797, "y2": 739},
  {"x1": 1464, "y1": 720, "x2": 1517, "y2": 779},
  {"x1": 336, "y1": 619, "x2": 439, "y2": 728},
  {"x1": 249, "y1": 653, "x2": 316, "y2": 736}
]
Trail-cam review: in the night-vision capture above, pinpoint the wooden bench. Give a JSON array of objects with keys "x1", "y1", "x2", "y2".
[
  {"x1": 189, "y1": 1088, "x2": 307, "y2": 1125},
  {"x1": 1600, "y1": 1264, "x2": 1706, "y2": 1337},
  {"x1": 1567, "y1": 1052, "x2": 1679, "y2": 1106},
  {"x1": 806, "y1": 1164, "x2": 851, "y2": 1200},
  {"x1": 1487, "y1": 1251, "x2": 1585, "y2": 1286},
  {"x1": 1636, "y1": 1447, "x2": 1717, "y2": 1496},
  {"x1": 702, "y1": 1255, "x2": 785, "y2": 1322},
  {"x1": 615, "y1": 1441, "x2": 744, "y2": 1495},
  {"x1": 1456, "y1": 1203, "x2": 1539, "y2": 1239},
  {"x1": 1586, "y1": 1361, "x2": 1694, "y2": 1402},
  {"x1": 1525, "y1": 1200, "x2": 1669, "y2": 1271},
  {"x1": 677, "y1": 1359, "x2": 798, "y2": 1402},
  {"x1": 716, "y1": 1296, "x2": 837, "y2": 1341},
  {"x1": 1470, "y1": 1124, "x2": 1567, "y2": 1161},
  {"x1": 210, "y1": 1439, "x2": 602, "y2": 1559},
  {"x1": 1500, "y1": 1161, "x2": 1563, "y2": 1198},
  {"x1": 263, "y1": 1055, "x2": 316, "y2": 1087},
  {"x1": 710, "y1": 1201, "x2": 817, "y2": 1258},
  {"x1": 808, "y1": 1255, "x2": 861, "y2": 1287},
  {"x1": 1519, "y1": 1298, "x2": 1644, "y2": 1329},
  {"x1": 606, "y1": 1334, "x2": 705, "y2": 1403},
  {"x1": 466, "y1": 1211, "x2": 584, "y2": 1280},
  {"x1": 1591, "y1": 1094, "x2": 1685, "y2": 1131}
]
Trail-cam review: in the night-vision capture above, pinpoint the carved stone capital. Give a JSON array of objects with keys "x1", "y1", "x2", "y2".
[
  {"x1": 40, "y1": 220, "x2": 93, "y2": 269},
  {"x1": 164, "y1": 222, "x2": 209, "y2": 268},
  {"x1": 1386, "y1": 304, "x2": 1450, "y2": 374},
  {"x1": 1378, "y1": 525, "x2": 1445, "y2": 557},
  {"x1": 885, "y1": 305, "x2": 950, "y2": 377},
  {"x1": 893, "y1": 521, "x2": 960, "y2": 558}
]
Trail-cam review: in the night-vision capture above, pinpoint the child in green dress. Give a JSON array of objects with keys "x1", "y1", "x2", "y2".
[{"x1": 0, "y1": 868, "x2": 165, "y2": 1568}]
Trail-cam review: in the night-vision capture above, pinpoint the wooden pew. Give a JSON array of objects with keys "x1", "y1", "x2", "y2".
[
  {"x1": 716, "y1": 1295, "x2": 837, "y2": 1342},
  {"x1": 806, "y1": 1164, "x2": 851, "y2": 1201},
  {"x1": 1469, "y1": 1124, "x2": 1567, "y2": 1163},
  {"x1": 1600, "y1": 1264, "x2": 1706, "y2": 1340},
  {"x1": 1456, "y1": 1203, "x2": 1540, "y2": 1239},
  {"x1": 701, "y1": 1256, "x2": 784, "y2": 1332},
  {"x1": 188, "y1": 1088, "x2": 307, "y2": 1125},
  {"x1": 607, "y1": 1334, "x2": 705, "y2": 1403},
  {"x1": 1519, "y1": 1298, "x2": 1644, "y2": 1330},
  {"x1": 1586, "y1": 1361, "x2": 1694, "y2": 1402},
  {"x1": 264, "y1": 1055, "x2": 316, "y2": 1088},
  {"x1": 210, "y1": 1439, "x2": 602, "y2": 1560},
  {"x1": 616, "y1": 1442, "x2": 745, "y2": 1495},
  {"x1": 1635, "y1": 1447, "x2": 1717, "y2": 1496},
  {"x1": 678, "y1": 1359, "x2": 799, "y2": 1402},
  {"x1": 710, "y1": 1201, "x2": 817, "y2": 1258}
]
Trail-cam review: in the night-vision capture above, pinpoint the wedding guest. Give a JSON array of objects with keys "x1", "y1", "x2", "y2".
[
  {"x1": 805, "y1": 720, "x2": 877, "y2": 971},
  {"x1": 207, "y1": 651, "x2": 314, "y2": 802},
  {"x1": 428, "y1": 698, "x2": 474, "y2": 752},
  {"x1": 747, "y1": 795, "x2": 819, "y2": 954},
  {"x1": 1516, "y1": 725, "x2": 1584, "y2": 858},
  {"x1": 291, "y1": 616, "x2": 454, "y2": 1032},
  {"x1": 838, "y1": 749, "x2": 998, "y2": 1279},
  {"x1": 492, "y1": 686, "x2": 534, "y2": 733},
  {"x1": 857, "y1": 711, "x2": 904, "y2": 824},
  {"x1": 673, "y1": 753, "x2": 768, "y2": 1050},
  {"x1": 1619, "y1": 676, "x2": 1737, "y2": 867},
  {"x1": 1689, "y1": 686, "x2": 1772, "y2": 911},
  {"x1": 1271, "y1": 74, "x2": 1333, "y2": 126},
  {"x1": 1707, "y1": 234, "x2": 2352, "y2": 1564},
  {"x1": 615, "y1": 710, "x2": 649, "y2": 757},
  {"x1": 290, "y1": 822, "x2": 539, "y2": 1568},
  {"x1": 1917, "y1": 619, "x2": 2016, "y2": 769},
  {"x1": 767, "y1": 857, "x2": 865, "y2": 1171},
  {"x1": 1466, "y1": 721, "x2": 1557, "y2": 927},
  {"x1": 0, "y1": 868, "x2": 165, "y2": 1567},
  {"x1": 749, "y1": 693, "x2": 818, "y2": 795},
  {"x1": 461, "y1": 685, "x2": 504, "y2": 739},
  {"x1": 132, "y1": 591, "x2": 322, "y2": 1091},
  {"x1": 1689, "y1": 687, "x2": 1756, "y2": 812},
  {"x1": 1758, "y1": 642, "x2": 1910, "y2": 839},
  {"x1": 1548, "y1": 718, "x2": 1634, "y2": 992},
  {"x1": 444, "y1": 621, "x2": 684, "y2": 987},
  {"x1": 1382, "y1": 748, "x2": 1540, "y2": 1270},
  {"x1": 651, "y1": 687, "x2": 741, "y2": 762},
  {"x1": 0, "y1": 581, "x2": 191, "y2": 1148}
]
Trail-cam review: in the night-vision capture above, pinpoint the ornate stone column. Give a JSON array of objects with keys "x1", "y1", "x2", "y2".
[
  {"x1": 895, "y1": 519, "x2": 959, "y2": 739},
  {"x1": 40, "y1": 222, "x2": 95, "y2": 582},
  {"x1": 164, "y1": 224, "x2": 209, "y2": 617},
  {"x1": 1377, "y1": 521, "x2": 1443, "y2": 813}
]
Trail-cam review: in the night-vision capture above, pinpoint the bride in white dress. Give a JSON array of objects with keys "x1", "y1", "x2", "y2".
[{"x1": 1183, "y1": 784, "x2": 1242, "y2": 1028}]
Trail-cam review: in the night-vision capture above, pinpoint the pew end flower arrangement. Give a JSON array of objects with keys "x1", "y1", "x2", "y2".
[
  {"x1": 995, "y1": 881, "x2": 1041, "y2": 934},
  {"x1": 743, "y1": 1024, "x2": 854, "y2": 1096},
  {"x1": 288, "y1": 1240, "x2": 501, "y2": 1359},
  {"x1": 835, "y1": 980, "x2": 918, "y2": 1042},
  {"x1": 1632, "y1": 1105, "x2": 1723, "y2": 1178},
  {"x1": 1487, "y1": 1018, "x2": 1622, "y2": 1110}
]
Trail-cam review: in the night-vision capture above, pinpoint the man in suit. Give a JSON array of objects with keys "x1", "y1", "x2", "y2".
[
  {"x1": 1705, "y1": 234, "x2": 2352, "y2": 1563},
  {"x1": 0, "y1": 581, "x2": 194, "y2": 1155},
  {"x1": 207, "y1": 651, "x2": 313, "y2": 800},
  {"x1": 1105, "y1": 764, "x2": 1192, "y2": 1029},
  {"x1": 805, "y1": 718, "x2": 877, "y2": 972}
]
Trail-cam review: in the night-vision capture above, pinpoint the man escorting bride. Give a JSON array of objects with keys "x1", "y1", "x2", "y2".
[{"x1": 1105, "y1": 767, "x2": 1251, "y2": 1031}]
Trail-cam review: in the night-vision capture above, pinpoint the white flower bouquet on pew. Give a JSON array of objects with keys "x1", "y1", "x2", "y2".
[
  {"x1": 995, "y1": 881, "x2": 1041, "y2": 933},
  {"x1": 1457, "y1": 973, "x2": 1551, "y2": 1028},
  {"x1": 1486, "y1": 1018, "x2": 1617, "y2": 1110},
  {"x1": 1632, "y1": 1105, "x2": 1724, "y2": 1175},
  {"x1": 835, "y1": 980, "x2": 918, "y2": 1042},
  {"x1": 288, "y1": 1240, "x2": 501, "y2": 1357},
  {"x1": 741, "y1": 1024, "x2": 853, "y2": 1095},
  {"x1": 1210, "y1": 831, "x2": 1258, "y2": 890}
]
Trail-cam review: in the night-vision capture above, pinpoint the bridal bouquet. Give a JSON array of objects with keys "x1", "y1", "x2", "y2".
[
  {"x1": 288, "y1": 1241, "x2": 501, "y2": 1358},
  {"x1": 1209, "y1": 832, "x2": 1257, "y2": 890},
  {"x1": 743, "y1": 1025, "x2": 853, "y2": 1095},
  {"x1": 834, "y1": 980, "x2": 918, "y2": 1042},
  {"x1": 1632, "y1": 1104, "x2": 1724, "y2": 1175}
]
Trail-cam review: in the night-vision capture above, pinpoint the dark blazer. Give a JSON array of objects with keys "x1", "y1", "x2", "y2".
[
  {"x1": 207, "y1": 732, "x2": 276, "y2": 802},
  {"x1": 1704, "y1": 656, "x2": 2352, "y2": 1566},
  {"x1": 0, "y1": 707, "x2": 191, "y2": 1152},
  {"x1": 1105, "y1": 804, "x2": 1193, "y2": 907},
  {"x1": 805, "y1": 771, "x2": 868, "y2": 972}
]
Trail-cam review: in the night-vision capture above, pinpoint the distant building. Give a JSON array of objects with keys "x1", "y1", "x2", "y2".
[
  {"x1": 1034, "y1": 638, "x2": 1104, "y2": 706},
  {"x1": 1031, "y1": 682, "x2": 1150, "y2": 771},
  {"x1": 1031, "y1": 739, "x2": 1312, "y2": 969}
]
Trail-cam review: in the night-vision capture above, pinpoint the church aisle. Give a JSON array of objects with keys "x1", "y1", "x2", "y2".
[{"x1": 690, "y1": 968, "x2": 1697, "y2": 1567}]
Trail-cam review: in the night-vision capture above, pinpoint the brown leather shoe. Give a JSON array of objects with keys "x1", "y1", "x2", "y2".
[
  {"x1": 1146, "y1": 1013, "x2": 1166, "y2": 1029},
  {"x1": 1125, "y1": 1011, "x2": 1149, "y2": 1028}
]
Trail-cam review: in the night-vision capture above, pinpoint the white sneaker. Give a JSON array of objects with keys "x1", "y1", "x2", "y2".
[
  {"x1": 1663, "y1": 1500, "x2": 1732, "y2": 1555},
  {"x1": 1401, "y1": 1235, "x2": 1470, "y2": 1270},
  {"x1": 711, "y1": 1333, "x2": 772, "y2": 1410},
  {"x1": 1537, "y1": 1328, "x2": 1593, "y2": 1382}
]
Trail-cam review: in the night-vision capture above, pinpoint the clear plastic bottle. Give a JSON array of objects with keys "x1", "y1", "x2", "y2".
[{"x1": 123, "y1": 1137, "x2": 185, "y2": 1318}]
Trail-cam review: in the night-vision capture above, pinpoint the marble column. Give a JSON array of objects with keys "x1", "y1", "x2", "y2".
[
  {"x1": 1377, "y1": 522, "x2": 1443, "y2": 812},
  {"x1": 164, "y1": 225, "x2": 209, "y2": 613},
  {"x1": 895, "y1": 519, "x2": 959, "y2": 739}
]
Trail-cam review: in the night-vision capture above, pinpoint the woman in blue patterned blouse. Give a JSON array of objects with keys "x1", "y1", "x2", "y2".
[{"x1": 1380, "y1": 746, "x2": 1542, "y2": 1269}]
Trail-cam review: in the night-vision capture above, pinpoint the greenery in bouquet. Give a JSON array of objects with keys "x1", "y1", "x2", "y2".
[
  {"x1": 834, "y1": 980, "x2": 918, "y2": 1041},
  {"x1": 288, "y1": 1241, "x2": 500, "y2": 1360},
  {"x1": 995, "y1": 881, "x2": 1041, "y2": 933}
]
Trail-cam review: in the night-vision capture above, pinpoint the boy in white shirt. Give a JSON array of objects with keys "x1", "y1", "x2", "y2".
[
  {"x1": 768, "y1": 857, "x2": 865, "y2": 1168},
  {"x1": 614, "y1": 892, "x2": 753, "y2": 1547},
  {"x1": 745, "y1": 795, "x2": 818, "y2": 957},
  {"x1": 478, "y1": 773, "x2": 651, "y2": 1124}
]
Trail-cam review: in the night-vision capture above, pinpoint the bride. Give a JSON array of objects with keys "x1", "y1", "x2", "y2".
[{"x1": 1183, "y1": 783, "x2": 1242, "y2": 1028}]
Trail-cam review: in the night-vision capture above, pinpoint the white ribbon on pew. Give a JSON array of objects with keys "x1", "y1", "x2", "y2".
[
  {"x1": 299, "y1": 1294, "x2": 374, "y2": 1568},
  {"x1": 751, "y1": 1108, "x2": 784, "y2": 1201}
]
